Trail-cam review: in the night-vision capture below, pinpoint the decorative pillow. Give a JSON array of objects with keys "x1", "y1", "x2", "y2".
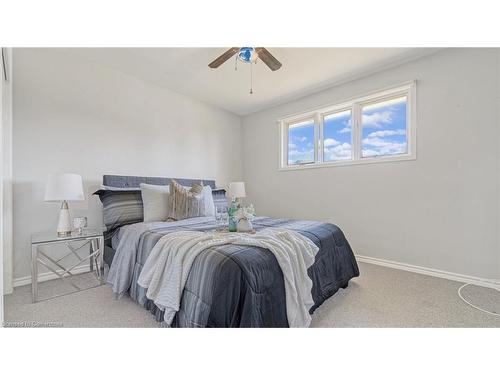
[
  {"x1": 140, "y1": 183, "x2": 170, "y2": 223},
  {"x1": 168, "y1": 180, "x2": 215, "y2": 220},
  {"x1": 94, "y1": 189, "x2": 143, "y2": 233}
]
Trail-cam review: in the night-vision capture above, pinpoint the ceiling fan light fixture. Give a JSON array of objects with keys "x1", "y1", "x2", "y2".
[{"x1": 237, "y1": 47, "x2": 255, "y2": 63}]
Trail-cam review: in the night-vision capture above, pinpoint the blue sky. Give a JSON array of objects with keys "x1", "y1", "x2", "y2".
[
  {"x1": 323, "y1": 110, "x2": 352, "y2": 161},
  {"x1": 288, "y1": 120, "x2": 315, "y2": 164},
  {"x1": 361, "y1": 97, "x2": 407, "y2": 158},
  {"x1": 288, "y1": 97, "x2": 407, "y2": 164}
]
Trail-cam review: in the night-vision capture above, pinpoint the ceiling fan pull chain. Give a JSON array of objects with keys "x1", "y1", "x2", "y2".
[{"x1": 250, "y1": 61, "x2": 253, "y2": 94}]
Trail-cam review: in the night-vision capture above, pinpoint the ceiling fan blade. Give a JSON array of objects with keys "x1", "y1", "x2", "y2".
[
  {"x1": 255, "y1": 48, "x2": 282, "y2": 71},
  {"x1": 208, "y1": 47, "x2": 240, "y2": 68}
]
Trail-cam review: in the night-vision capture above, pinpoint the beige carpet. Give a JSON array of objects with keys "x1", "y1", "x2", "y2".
[{"x1": 4, "y1": 262, "x2": 500, "y2": 328}]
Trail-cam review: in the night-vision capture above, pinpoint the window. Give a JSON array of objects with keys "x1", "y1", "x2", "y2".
[
  {"x1": 287, "y1": 119, "x2": 315, "y2": 165},
  {"x1": 279, "y1": 82, "x2": 415, "y2": 170},
  {"x1": 361, "y1": 96, "x2": 407, "y2": 158},
  {"x1": 323, "y1": 110, "x2": 352, "y2": 162}
]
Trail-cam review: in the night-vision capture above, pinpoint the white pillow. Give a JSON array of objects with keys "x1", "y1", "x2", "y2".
[
  {"x1": 140, "y1": 183, "x2": 170, "y2": 222},
  {"x1": 179, "y1": 183, "x2": 215, "y2": 217},
  {"x1": 202, "y1": 185, "x2": 215, "y2": 217}
]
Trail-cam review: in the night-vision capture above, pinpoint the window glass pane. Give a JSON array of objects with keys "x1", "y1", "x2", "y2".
[
  {"x1": 323, "y1": 110, "x2": 352, "y2": 161},
  {"x1": 361, "y1": 96, "x2": 407, "y2": 158},
  {"x1": 288, "y1": 119, "x2": 315, "y2": 165}
]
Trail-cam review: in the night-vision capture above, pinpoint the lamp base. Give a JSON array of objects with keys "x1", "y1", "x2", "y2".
[{"x1": 57, "y1": 200, "x2": 72, "y2": 237}]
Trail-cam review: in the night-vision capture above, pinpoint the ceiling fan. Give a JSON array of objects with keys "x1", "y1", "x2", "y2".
[
  {"x1": 208, "y1": 47, "x2": 282, "y2": 94},
  {"x1": 208, "y1": 47, "x2": 282, "y2": 71}
]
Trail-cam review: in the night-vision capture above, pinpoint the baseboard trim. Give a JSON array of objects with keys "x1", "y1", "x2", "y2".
[
  {"x1": 356, "y1": 254, "x2": 500, "y2": 290},
  {"x1": 12, "y1": 264, "x2": 91, "y2": 288}
]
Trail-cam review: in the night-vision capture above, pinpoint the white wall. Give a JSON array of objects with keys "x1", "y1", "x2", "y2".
[
  {"x1": 498, "y1": 49, "x2": 500, "y2": 280},
  {"x1": 0, "y1": 47, "x2": 4, "y2": 321},
  {"x1": 12, "y1": 48, "x2": 243, "y2": 281},
  {"x1": 242, "y1": 48, "x2": 500, "y2": 280},
  {"x1": 2, "y1": 47, "x2": 13, "y2": 298}
]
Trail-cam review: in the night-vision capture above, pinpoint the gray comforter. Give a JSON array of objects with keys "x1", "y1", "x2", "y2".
[{"x1": 108, "y1": 216, "x2": 359, "y2": 327}]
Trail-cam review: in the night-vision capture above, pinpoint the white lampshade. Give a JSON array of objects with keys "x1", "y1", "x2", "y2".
[
  {"x1": 228, "y1": 182, "x2": 246, "y2": 199},
  {"x1": 44, "y1": 173, "x2": 84, "y2": 202}
]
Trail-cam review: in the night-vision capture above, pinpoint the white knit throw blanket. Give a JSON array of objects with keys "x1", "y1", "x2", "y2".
[{"x1": 137, "y1": 228, "x2": 319, "y2": 327}]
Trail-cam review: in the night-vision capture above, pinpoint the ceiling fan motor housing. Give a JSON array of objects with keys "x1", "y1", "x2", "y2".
[{"x1": 238, "y1": 47, "x2": 255, "y2": 63}]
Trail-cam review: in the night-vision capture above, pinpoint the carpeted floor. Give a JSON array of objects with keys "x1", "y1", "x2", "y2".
[{"x1": 4, "y1": 262, "x2": 500, "y2": 328}]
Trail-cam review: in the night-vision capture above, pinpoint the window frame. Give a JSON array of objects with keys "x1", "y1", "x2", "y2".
[{"x1": 278, "y1": 81, "x2": 416, "y2": 171}]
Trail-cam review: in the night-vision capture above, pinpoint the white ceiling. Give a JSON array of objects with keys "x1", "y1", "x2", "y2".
[{"x1": 68, "y1": 48, "x2": 436, "y2": 116}]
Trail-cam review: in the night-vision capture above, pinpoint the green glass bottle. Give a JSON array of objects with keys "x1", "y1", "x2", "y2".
[{"x1": 228, "y1": 200, "x2": 238, "y2": 232}]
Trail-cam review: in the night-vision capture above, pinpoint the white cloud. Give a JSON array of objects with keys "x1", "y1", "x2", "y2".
[
  {"x1": 363, "y1": 137, "x2": 397, "y2": 147},
  {"x1": 367, "y1": 129, "x2": 406, "y2": 138},
  {"x1": 337, "y1": 119, "x2": 352, "y2": 134},
  {"x1": 288, "y1": 143, "x2": 297, "y2": 150},
  {"x1": 362, "y1": 110, "x2": 393, "y2": 128},
  {"x1": 324, "y1": 142, "x2": 352, "y2": 161},
  {"x1": 323, "y1": 138, "x2": 340, "y2": 147},
  {"x1": 288, "y1": 148, "x2": 314, "y2": 164},
  {"x1": 362, "y1": 137, "x2": 407, "y2": 156},
  {"x1": 362, "y1": 149, "x2": 380, "y2": 157}
]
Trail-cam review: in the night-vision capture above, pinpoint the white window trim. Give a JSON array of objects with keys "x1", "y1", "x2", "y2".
[{"x1": 278, "y1": 81, "x2": 417, "y2": 171}]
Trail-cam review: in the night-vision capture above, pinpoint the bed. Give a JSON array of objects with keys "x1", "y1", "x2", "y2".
[{"x1": 98, "y1": 175, "x2": 359, "y2": 327}]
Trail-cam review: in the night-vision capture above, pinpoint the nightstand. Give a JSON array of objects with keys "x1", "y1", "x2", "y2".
[{"x1": 31, "y1": 229, "x2": 105, "y2": 303}]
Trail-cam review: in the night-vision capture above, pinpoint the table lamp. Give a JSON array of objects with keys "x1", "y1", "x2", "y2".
[
  {"x1": 228, "y1": 181, "x2": 246, "y2": 206},
  {"x1": 44, "y1": 173, "x2": 84, "y2": 236}
]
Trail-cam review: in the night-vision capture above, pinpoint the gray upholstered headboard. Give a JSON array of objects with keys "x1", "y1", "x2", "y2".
[{"x1": 103, "y1": 175, "x2": 217, "y2": 189}]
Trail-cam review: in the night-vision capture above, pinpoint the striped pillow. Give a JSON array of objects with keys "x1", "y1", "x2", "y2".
[
  {"x1": 212, "y1": 188, "x2": 228, "y2": 213},
  {"x1": 94, "y1": 189, "x2": 143, "y2": 233}
]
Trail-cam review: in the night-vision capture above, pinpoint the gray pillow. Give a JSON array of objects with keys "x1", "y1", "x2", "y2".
[{"x1": 94, "y1": 189, "x2": 143, "y2": 233}]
